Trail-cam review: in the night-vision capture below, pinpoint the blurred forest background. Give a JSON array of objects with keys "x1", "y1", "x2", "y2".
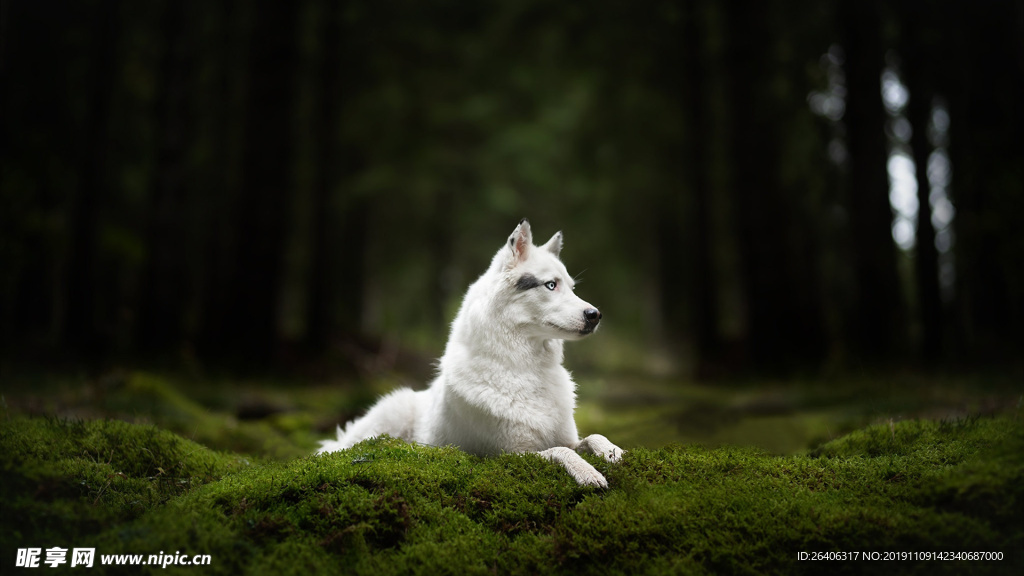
[{"x1": 1, "y1": 0, "x2": 1021, "y2": 382}]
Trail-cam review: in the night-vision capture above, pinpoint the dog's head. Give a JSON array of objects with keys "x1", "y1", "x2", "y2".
[{"x1": 495, "y1": 219, "x2": 601, "y2": 340}]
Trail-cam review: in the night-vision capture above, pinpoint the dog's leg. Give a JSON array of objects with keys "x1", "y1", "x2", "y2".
[
  {"x1": 538, "y1": 446, "x2": 608, "y2": 488},
  {"x1": 575, "y1": 434, "x2": 624, "y2": 463}
]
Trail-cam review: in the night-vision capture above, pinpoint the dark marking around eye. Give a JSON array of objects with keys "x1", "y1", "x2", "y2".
[{"x1": 516, "y1": 274, "x2": 541, "y2": 291}]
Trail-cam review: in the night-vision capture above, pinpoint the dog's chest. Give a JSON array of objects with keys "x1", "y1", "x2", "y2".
[
  {"x1": 439, "y1": 367, "x2": 577, "y2": 452},
  {"x1": 468, "y1": 364, "x2": 572, "y2": 413}
]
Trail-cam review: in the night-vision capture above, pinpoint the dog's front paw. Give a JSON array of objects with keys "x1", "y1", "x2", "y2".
[
  {"x1": 578, "y1": 434, "x2": 624, "y2": 464},
  {"x1": 602, "y1": 445, "x2": 624, "y2": 464},
  {"x1": 573, "y1": 467, "x2": 609, "y2": 489},
  {"x1": 539, "y1": 446, "x2": 610, "y2": 488}
]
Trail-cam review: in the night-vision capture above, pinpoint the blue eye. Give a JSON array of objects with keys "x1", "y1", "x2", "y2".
[{"x1": 545, "y1": 281, "x2": 557, "y2": 291}]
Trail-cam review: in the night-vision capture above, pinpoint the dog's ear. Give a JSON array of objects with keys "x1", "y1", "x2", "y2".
[
  {"x1": 541, "y1": 231, "x2": 562, "y2": 258},
  {"x1": 507, "y1": 218, "x2": 532, "y2": 267}
]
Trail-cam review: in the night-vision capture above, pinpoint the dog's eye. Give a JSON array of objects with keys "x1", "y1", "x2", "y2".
[{"x1": 544, "y1": 281, "x2": 557, "y2": 291}]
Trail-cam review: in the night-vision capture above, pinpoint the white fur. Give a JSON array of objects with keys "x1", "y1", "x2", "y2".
[{"x1": 317, "y1": 220, "x2": 623, "y2": 487}]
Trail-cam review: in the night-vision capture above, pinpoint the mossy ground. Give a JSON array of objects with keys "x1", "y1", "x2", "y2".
[{"x1": 1, "y1": 372, "x2": 1021, "y2": 574}]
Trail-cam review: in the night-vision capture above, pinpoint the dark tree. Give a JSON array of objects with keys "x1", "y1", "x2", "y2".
[
  {"x1": 2, "y1": 1, "x2": 66, "y2": 349},
  {"x1": 682, "y1": 0, "x2": 721, "y2": 373},
  {"x1": 653, "y1": 0, "x2": 722, "y2": 371},
  {"x1": 306, "y1": 0, "x2": 369, "y2": 354},
  {"x1": 304, "y1": 0, "x2": 344, "y2": 354},
  {"x1": 900, "y1": 14, "x2": 943, "y2": 363},
  {"x1": 840, "y1": 0, "x2": 903, "y2": 361},
  {"x1": 654, "y1": 187, "x2": 689, "y2": 355},
  {"x1": 64, "y1": 0, "x2": 121, "y2": 359},
  {"x1": 136, "y1": 0, "x2": 190, "y2": 354},
  {"x1": 216, "y1": 0, "x2": 299, "y2": 361},
  {"x1": 194, "y1": 1, "x2": 242, "y2": 360},
  {"x1": 725, "y1": 0, "x2": 826, "y2": 370},
  {"x1": 944, "y1": 2, "x2": 1024, "y2": 361}
]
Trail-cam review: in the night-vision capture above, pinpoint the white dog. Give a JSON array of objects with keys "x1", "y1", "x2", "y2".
[{"x1": 318, "y1": 219, "x2": 623, "y2": 487}]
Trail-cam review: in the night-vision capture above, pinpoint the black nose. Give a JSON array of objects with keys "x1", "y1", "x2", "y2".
[{"x1": 584, "y1": 308, "x2": 602, "y2": 325}]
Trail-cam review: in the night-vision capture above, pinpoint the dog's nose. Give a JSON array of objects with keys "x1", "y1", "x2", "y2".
[{"x1": 584, "y1": 308, "x2": 602, "y2": 325}]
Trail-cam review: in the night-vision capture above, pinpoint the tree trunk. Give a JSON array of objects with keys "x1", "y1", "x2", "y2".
[
  {"x1": 904, "y1": 78, "x2": 943, "y2": 362},
  {"x1": 219, "y1": 0, "x2": 299, "y2": 361},
  {"x1": 136, "y1": 0, "x2": 189, "y2": 355},
  {"x1": 306, "y1": 1, "x2": 370, "y2": 355},
  {"x1": 683, "y1": 0, "x2": 720, "y2": 374},
  {"x1": 944, "y1": 3, "x2": 1023, "y2": 362},
  {"x1": 304, "y1": 3, "x2": 338, "y2": 353},
  {"x1": 64, "y1": 0, "x2": 120, "y2": 360},
  {"x1": 840, "y1": 0, "x2": 903, "y2": 362},
  {"x1": 725, "y1": 0, "x2": 826, "y2": 371}
]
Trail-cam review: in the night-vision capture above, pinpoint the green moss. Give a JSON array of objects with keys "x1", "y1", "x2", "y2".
[
  {"x1": 99, "y1": 372, "x2": 319, "y2": 459},
  {"x1": 0, "y1": 416, "x2": 249, "y2": 554},
  {"x1": 2, "y1": 408, "x2": 1021, "y2": 574}
]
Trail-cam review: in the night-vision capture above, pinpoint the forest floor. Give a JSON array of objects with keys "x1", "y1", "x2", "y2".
[{"x1": 1, "y1": 369, "x2": 1021, "y2": 574}]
